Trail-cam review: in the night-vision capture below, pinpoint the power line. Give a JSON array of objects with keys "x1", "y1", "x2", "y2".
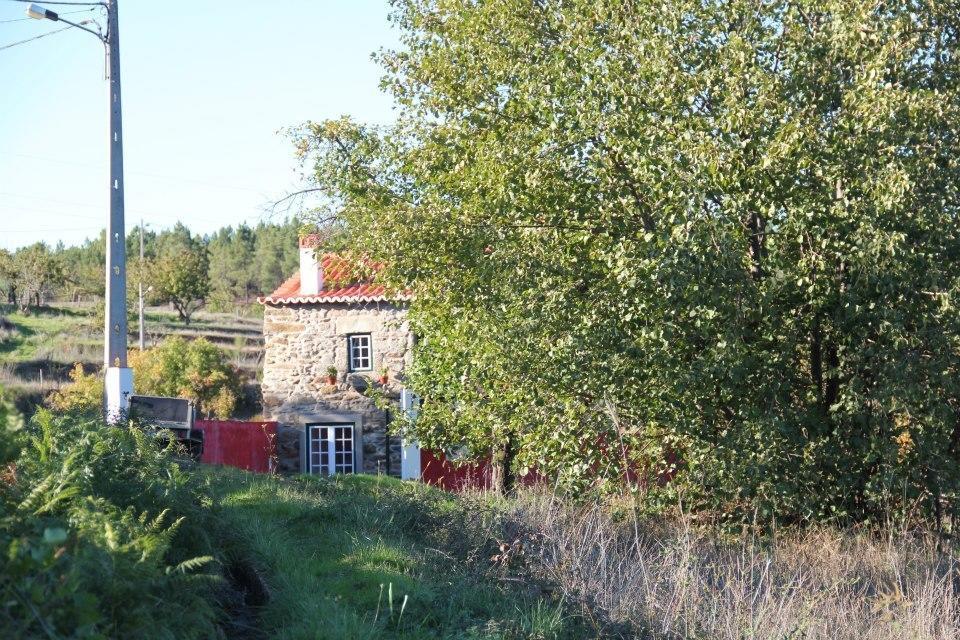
[
  {"x1": 0, "y1": 7, "x2": 97, "y2": 23},
  {"x1": 0, "y1": 151, "x2": 271, "y2": 194},
  {"x1": 1, "y1": 226, "x2": 103, "y2": 233},
  {"x1": 0, "y1": 190, "x2": 209, "y2": 219},
  {"x1": 0, "y1": 198, "x2": 244, "y2": 227},
  {"x1": 1, "y1": 1, "x2": 104, "y2": 5},
  {"x1": 0, "y1": 188, "x2": 278, "y2": 229},
  {"x1": 0, "y1": 23, "x2": 72, "y2": 51},
  {"x1": 0, "y1": 202, "x2": 104, "y2": 220}
]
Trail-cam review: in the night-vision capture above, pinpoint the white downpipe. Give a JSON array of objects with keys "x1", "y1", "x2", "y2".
[{"x1": 399, "y1": 388, "x2": 421, "y2": 480}]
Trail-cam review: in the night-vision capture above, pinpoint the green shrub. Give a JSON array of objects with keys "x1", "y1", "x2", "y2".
[
  {"x1": 0, "y1": 410, "x2": 222, "y2": 638},
  {"x1": 130, "y1": 336, "x2": 241, "y2": 419},
  {"x1": 47, "y1": 363, "x2": 102, "y2": 415},
  {"x1": 49, "y1": 337, "x2": 243, "y2": 419}
]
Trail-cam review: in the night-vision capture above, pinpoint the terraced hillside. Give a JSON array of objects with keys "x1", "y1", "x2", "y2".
[{"x1": 0, "y1": 302, "x2": 264, "y2": 415}]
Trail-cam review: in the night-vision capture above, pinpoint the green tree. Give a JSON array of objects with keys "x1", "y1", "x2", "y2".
[
  {"x1": 5, "y1": 220, "x2": 305, "y2": 310},
  {"x1": 155, "y1": 222, "x2": 197, "y2": 258},
  {"x1": 252, "y1": 219, "x2": 300, "y2": 294},
  {"x1": 1, "y1": 243, "x2": 64, "y2": 311},
  {"x1": 208, "y1": 225, "x2": 257, "y2": 309},
  {"x1": 298, "y1": 1, "x2": 960, "y2": 523},
  {"x1": 151, "y1": 248, "x2": 210, "y2": 325},
  {"x1": 58, "y1": 234, "x2": 105, "y2": 302},
  {"x1": 0, "y1": 249, "x2": 15, "y2": 305}
]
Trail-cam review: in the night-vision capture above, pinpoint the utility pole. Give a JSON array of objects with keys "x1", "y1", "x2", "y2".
[
  {"x1": 102, "y1": 0, "x2": 133, "y2": 419},
  {"x1": 138, "y1": 218, "x2": 145, "y2": 351},
  {"x1": 25, "y1": 2, "x2": 133, "y2": 419}
]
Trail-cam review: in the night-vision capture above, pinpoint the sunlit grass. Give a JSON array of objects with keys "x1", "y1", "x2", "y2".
[{"x1": 206, "y1": 469, "x2": 583, "y2": 640}]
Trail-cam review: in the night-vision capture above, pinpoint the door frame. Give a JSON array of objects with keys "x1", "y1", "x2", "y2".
[{"x1": 305, "y1": 423, "x2": 356, "y2": 476}]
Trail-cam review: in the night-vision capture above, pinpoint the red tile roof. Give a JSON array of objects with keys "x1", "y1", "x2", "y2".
[{"x1": 258, "y1": 253, "x2": 410, "y2": 305}]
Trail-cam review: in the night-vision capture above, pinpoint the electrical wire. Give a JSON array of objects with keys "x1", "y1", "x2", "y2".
[
  {"x1": 1, "y1": 1, "x2": 104, "y2": 6},
  {"x1": 0, "y1": 7, "x2": 96, "y2": 23},
  {"x1": 0, "y1": 195, "x2": 246, "y2": 227},
  {"x1": 0, "y1": 23, "x2": 72, "y2": 50},
  {"x1": 0, "y1": 152, "x2": 272, "y2": 194},
  {"x1": 2, "y1": 226, "x2": 103, "y2": 233}
]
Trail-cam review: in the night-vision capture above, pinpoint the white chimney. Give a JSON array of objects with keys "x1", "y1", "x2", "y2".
[{"x1": 299, "y1": 234, "x2": 323, "y2": 295}]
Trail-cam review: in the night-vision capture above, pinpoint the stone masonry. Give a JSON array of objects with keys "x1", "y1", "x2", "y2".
[{"x1": 261, "y1": 301, "x2": 411, "y2": 475}]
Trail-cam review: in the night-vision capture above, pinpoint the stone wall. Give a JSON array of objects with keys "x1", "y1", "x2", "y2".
[{"x1": 261, "y1": 301, "x2": 411, "y2": 475}]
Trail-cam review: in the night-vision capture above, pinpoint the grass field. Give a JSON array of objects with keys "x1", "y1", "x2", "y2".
[
  {"x1": 209, "y1": 469, "x2": 583, "y2": 639},
  {"x1": 0, "y1": 302, "x2": 263, "y2": 414},
  {"x1": 204, "y1": 468, "x2": 960, "y2": 639}
]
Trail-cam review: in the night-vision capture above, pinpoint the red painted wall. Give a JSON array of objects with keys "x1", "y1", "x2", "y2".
[
  {"x1": 420, "y1": 450, "x2": 543, "y2": 491},
  {"x1": 418, "y1": 445, "x2": 665, "y2": 492},
  {"x1": 195, "y1": 420, "x2": 277, "y2": 473},
  {"x1": 420, "y1": 450, "x2": 494, "y2": 491}
]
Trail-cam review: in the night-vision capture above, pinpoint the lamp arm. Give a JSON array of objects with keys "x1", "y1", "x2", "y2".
[
  {"x1": 57, "y1": 16, "x2": 105, "y2": 42},
  {"x1": 26, "y1": 3, "x2": 106, "y2": 42}
]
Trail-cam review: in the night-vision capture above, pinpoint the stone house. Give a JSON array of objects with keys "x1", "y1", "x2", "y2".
[{"x1": 258, "y1": 236, "x2": 414, "y2": 476}]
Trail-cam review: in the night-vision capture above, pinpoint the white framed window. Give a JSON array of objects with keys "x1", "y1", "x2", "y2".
[
  {"x1": 307, "y1": 424, "x2": 355, "y2": 476},
  {"x1": 348, "y1": 334, "x2": 372, "y2": 371}
]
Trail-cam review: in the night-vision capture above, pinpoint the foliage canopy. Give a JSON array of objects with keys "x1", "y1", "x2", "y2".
[
  {"x1": 149, "y1": 235, "x2": 211, "y2": 326},
  {"x1": 0, "y1": 244, "x2": 64, "y2": 311},
  {"x1": 2, "y1": 219, "x2": 302, "y2": 317},
  {"x1": 298, "y1": 0, "x2": 960, "y2": 524}
]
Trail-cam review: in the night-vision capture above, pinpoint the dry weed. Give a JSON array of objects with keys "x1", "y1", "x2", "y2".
[{"x1": 474, "y1": 489, "x2": 960, "y2": 639}]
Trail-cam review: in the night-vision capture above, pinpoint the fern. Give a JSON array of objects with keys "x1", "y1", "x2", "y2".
[
  {"x1": 167, "y1": 555, "x2": 216, "y2": 576},
  {"x1": 1, "y1": 410, "x2": 226, "y2": 639}
]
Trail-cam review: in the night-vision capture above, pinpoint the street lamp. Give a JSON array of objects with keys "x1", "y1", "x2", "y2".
[
  {"x1": 28, "y1": 1, "x2": 133, "y2": 420},
  {"x1": 26, "y1": 4, "x2": 103, "y2": 39},
  {"x1": 25, "y1": 4, "x2": 54, "y2": 20}
]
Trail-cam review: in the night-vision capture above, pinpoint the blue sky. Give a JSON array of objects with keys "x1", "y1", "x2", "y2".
[{"x1": 0, "y1": 0, "x2": 398, "y2": 250}]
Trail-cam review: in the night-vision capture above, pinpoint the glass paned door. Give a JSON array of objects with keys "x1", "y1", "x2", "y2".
[{"x1": 308, "y1": 425, "x2": 355, "y2": 475}]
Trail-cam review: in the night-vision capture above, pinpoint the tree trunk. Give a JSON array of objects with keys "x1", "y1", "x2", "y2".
[
  {"x1": 175, "y1": 301, "x2": 190, "y2": 325},
  {"x1": 746, "y1": 211, "x2": 766, "y2": 280},
  {"x1": 490, "y1": 433, "x2": 517, "y2": 495},
  {"x1": 824, "y1": 342, "x2": 840, "y2": 410}
]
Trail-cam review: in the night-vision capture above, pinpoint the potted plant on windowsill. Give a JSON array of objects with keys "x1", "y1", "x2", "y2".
[
  {"x1": 376, "y1": 366, "x2": 389, "y2": 385},
  {"x1": 325, "y1": 365, "x2": 338, "y2": 385}
]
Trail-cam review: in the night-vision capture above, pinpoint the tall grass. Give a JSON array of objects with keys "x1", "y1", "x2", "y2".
[{"x1": 457, "y1": 489, "x2": 960, "y2": 639}]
